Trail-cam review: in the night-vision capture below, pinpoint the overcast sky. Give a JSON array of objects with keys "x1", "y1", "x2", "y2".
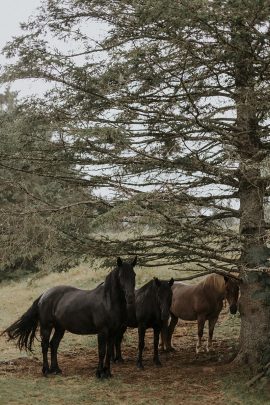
[
  {"x1": 0, "y1": 0, "x2": 42, "y2": 56},
  {"x1": 0, "y1": 0, "x2": 42, "y2": 94},
  {"x1": 0, "y1": 1, "x2": 108, "y2": 96}
]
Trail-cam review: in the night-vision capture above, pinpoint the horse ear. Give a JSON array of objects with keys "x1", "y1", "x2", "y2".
[
  {"x1": 132, "y1": 255, "x2": 137, "y2": 267},
  {"x1": 224, "y1": 275, "x2": 229, "y2": 283},
  {"x1": 117, "y1": 257, "x2": 123, "y2": 267},
  {"x1": 154, "y1": 277, "x2": 161, "y2": 287},
  {"x1": 168, "y1": 278, "x2": 174, "y2": 286}
]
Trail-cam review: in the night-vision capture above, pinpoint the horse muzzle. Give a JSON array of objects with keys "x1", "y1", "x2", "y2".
[{"x1": 229, "y1": 304, "x2": 237, "y2": 314}]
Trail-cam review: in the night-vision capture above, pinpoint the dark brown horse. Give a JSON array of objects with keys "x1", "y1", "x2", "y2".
[
  {"x1": 162, "y1": 274, "x2": 239, "y2": 353},
  {"x1": 2, "y1": 257, "x2": 137, "y2": 378},
  {"x1": 114, "y1": 277, "x2": 174, "y2": 369}
]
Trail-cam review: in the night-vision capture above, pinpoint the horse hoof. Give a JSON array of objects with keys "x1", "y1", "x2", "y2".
[
  {"x1": 113, "y1": 357, "x2": 125, "y2": 364},
  {"x1": 196, "y1": 346, "x2": 202, "y2": 354},
  {"x1": 42, "y1": 368, "x2": 49, "y2": 377},
  {"x1": 166, "y1": 347, "x2": 176, "y2": 353},
  {"x1": 136, "y1": 362, "x2": 144, "y2": 370},
  {"x1": 115, "y1": 357, "x2": 124, "y2": 364},
  {"x1": 49, "y1": 368, "x2": 62, "y2": 375},
  {"x1": 206, "y1": 344, "x2": 214, "y2": 353},
  {"x1": 103, "y1": 368, "x2": 112, "y2": 378},
  {"x1": 106, "y1": 372, "x2": 112, "y2": 378},
  {"x1": 96, "y1": 372, "x2": 106, "y2": 379},
  {"x1": 96, "y1": 368, "x2": 112, "y2": 379}
]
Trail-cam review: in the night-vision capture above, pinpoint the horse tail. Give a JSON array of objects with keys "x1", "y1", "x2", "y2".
[{"x1": 2, "y1": 296, "x2": 41, "y2": 352}]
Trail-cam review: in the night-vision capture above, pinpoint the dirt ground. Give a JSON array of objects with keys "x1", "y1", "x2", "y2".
[{"x1": 0, "y1": 311, "x2": 245, "y2": 405}]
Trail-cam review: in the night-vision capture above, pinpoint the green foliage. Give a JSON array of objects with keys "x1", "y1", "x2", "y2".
[
  {"x1": 0, "y1": 89, "x2": 109, "y2": 280},
  {"x1": 1, "y1": 0, "x2": 270, "y2": 273}
]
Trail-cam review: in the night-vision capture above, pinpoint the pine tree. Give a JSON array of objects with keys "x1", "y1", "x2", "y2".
[
  {"x1": 0, "y1": 88, "x2": 109, "y2": 279},
  {"x1": 2, "y1": 0, "x2": 270, "y2": 368}
]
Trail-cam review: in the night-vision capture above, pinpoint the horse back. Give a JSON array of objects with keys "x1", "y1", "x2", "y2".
[
  {"x1": 171, "y1": 282, "x2": 221, "y2": 321},
  {"x1": 133, "y1": 284, "x2": 160, "y2": 328},
  {"x1": 38, "y1": 284, "x2": 117, "y2": 334}
]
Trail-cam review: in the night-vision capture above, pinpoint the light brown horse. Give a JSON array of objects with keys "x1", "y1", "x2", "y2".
[{"x1": 162, "y1": 274, "x2": 239, "y2": 353}]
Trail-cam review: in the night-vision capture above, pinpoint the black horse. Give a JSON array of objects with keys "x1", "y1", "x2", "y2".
[
  {"x1": 114, "y1": 277, "x2": 174, "y2": 369},
  {"x1": 3, "y1": 257, "x2": 137, "y2": 378}
]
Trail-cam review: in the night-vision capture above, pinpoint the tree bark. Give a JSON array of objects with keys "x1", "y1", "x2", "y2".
[
  {"x1": 232, "y1": 18, "x2": 270, "y2": 370},
  {"x1": 235, "y1": 271, "x2": 270, "y2": 370}
]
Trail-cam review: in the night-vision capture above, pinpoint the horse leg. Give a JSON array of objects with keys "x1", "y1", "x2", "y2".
[
  {"x1": 160, "y1": 320, "x2": 168, "y2": 351},
  {"x1": 153, "y1": 327, "x2": 162, "y2": 366},
  {"x1": 114, "y1": 328, "x2": 125, "y2": 363},
  {"x1": 166, "y1": 314, "x2": 178, "y2": 352},
  {"x1": 136, "y1": 325, "x2": 146, "y2": 369},
  {"x1": 111, "y1": 338, "x2": 116, "y2": 362},
  {"x1": 49, "y1": 327, "x2": 65, "y2": 374},
  {"x1": 196, "y1": 315, "x2": 206, "y2": 354},
  {"x1": 103, "y1": 334, "x2": 114, "y2": 378},
  {"x1": 207, "y1": 317, "x2": 218, "y2": 352},
  {"x1": 96, "y1": 332, "x2": 107, "y2": 379},
  {"x1": 160, "y1": 327, "x2": 165, "y2": 351},
  {"x1": 40, "y1": 325, "x2": 52, "y2": 376}
]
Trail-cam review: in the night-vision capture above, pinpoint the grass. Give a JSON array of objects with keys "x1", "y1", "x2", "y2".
[
  {"x1": 223, "y1": 371, "x2": 270, "y2": 405},
  {"x1": 0, "y1": 261, "x2": 270, "y2": 404},
  {"x1": 0, "y1": 375, "x2": 138, "y2": 405}
]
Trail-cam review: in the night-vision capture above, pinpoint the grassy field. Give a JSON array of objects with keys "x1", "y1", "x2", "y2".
[{"x1": 0, "y1": 261, "x2": 270, "y2": 404}]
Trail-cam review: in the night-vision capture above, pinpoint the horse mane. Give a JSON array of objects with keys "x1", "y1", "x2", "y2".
[
  {"x1": 200, "y1": 273, "x2": 225, "y2": 294},
  {"x1": 137, "y1": 279, "x2": 153, "y2": 292},
  {"x1": 103, "y1": 267, "x2": 119, "y2": 296}
]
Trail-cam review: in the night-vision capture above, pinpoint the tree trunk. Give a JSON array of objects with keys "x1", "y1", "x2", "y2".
[
  {"x1": 235, "y1": 272, "x2": 270, "y2": 370},
  {"x1": 232, "y1": 19, "x2": 270, "y2": 370}
]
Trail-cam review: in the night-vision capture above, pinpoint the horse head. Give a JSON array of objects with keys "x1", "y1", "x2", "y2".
[
  {"x1": 116, "y1": 256, "x2": 137, "y2": 306},
  {"x1": 154, "y1": 277, "x2": 174, "y2": 321},
  {"x1": 224, "y1": 276, "x2": 239, "y2": 314}
]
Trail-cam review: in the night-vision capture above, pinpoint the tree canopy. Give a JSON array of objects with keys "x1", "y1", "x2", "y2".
[
  {"x1": 1, "y1": 0, "x2": 270, "y2": 272},
  {"x1": 0, "y1": 88, "x2": 112, "y2": 279}
]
